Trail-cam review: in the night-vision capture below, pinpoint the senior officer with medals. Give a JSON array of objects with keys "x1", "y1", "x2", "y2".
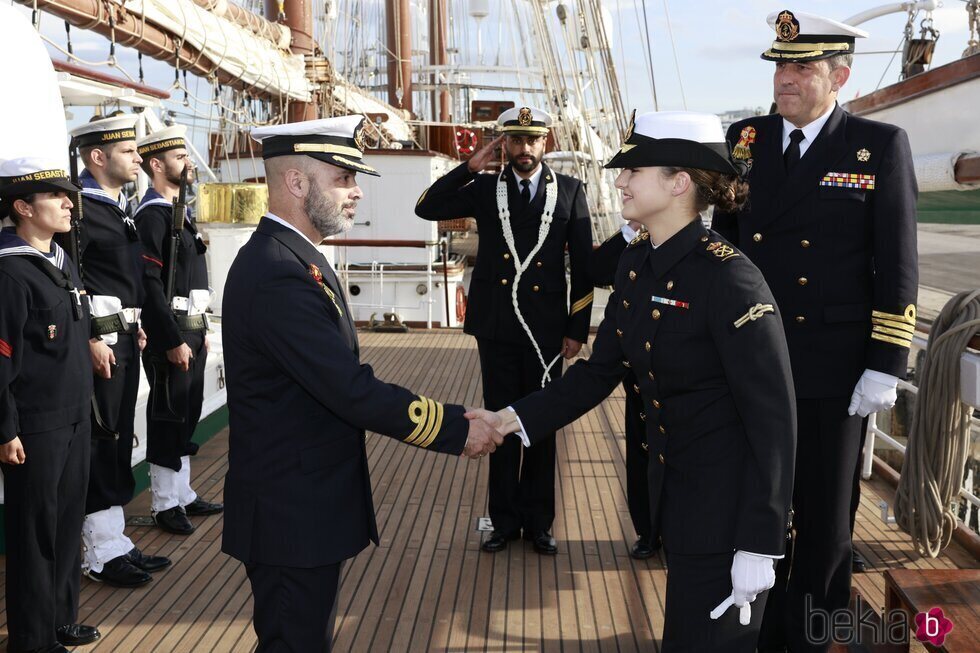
[
  {"x1": 469, "y1": 111, "x2": 797, "y2": 651},
  {"x1": 67, "y1": 115, "x2": 172, "y2": 588},
  {"x1": 711, "y1": 11, "x2": 918, "y2": 652},
  {"x1": 0, "y1": 160, "x2": 101, "y2": 651},
  {"x1": 415, "y1": 106, "x2": 594, "y2": 555},
  {"x1": 222, "y1": 115, "x2": 502, "y2": 652},
  {"x1": 135, "y1": 125, "x2": 223, "y2": 537}
]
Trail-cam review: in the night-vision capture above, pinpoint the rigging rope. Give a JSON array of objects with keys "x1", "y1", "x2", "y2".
[{"x1": 894, "y1": 290, "x2": 980, "y2": 558}]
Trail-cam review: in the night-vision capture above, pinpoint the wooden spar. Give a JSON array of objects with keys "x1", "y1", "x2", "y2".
[
  {"x1": 386, "y1": 0, "x2": 413, "y2": 113},
  {"x1": 16, "y1": 0, "x2": 283, "y2": 100},
  {"x1": 53, "y1": 58, "x2": 171, "y2": 99},
  {"x1": 265, "y1": 0, "x2": 317, "y2": 121},
  {"x1": 190, "y1": 0, "x2": 289, "y2": 48}
]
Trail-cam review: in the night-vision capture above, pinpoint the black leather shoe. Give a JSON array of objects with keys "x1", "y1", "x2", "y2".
[
  {"x1": 630, "y1": 537, "x2": 660, "y2": 560},
  {"x1": 184, "y1": 498, "x2": 224, "y2": 516},
  {"x1": 852, "y1": 550, "x2": 869, "y2": 573},
  {"x1": 126, "y1": 546, "x2": 172, "y2": 572},
  {"x1": 56, "y1": 624, "x2": 101, "y2": 646},
  {"x1": 525, "y1": 531, "x2": 558, "y2": 555},
  {"x1": 154, "y1": 506, "x2": 195, "y2": 535},
  {"x1": 87, "y1": 555, "x2": 152, "y2": 588},
  {"x1": 481, "y1": 530, "x2": 519, "y2": 553}
]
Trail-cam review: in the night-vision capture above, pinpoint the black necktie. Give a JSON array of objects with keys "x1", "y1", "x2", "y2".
[
  {"x1": 520, "y1": 179, "x2": 531, "y2": 205},
  {"x1": 784, "y1": 129, "x2": 805, "y2": 172}
]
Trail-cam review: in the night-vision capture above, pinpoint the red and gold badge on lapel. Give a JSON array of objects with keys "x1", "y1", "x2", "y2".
[
  {"x1": 732, "y1": 126, "x2": 756, "y2": 161},
  {"x1": 309, "y1": 263, "x2": 344, "y2": 318}
]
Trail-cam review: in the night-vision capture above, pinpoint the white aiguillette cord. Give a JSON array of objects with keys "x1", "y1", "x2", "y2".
[{"x1": 497, "y1": 168, "x2": 561, "y2": 387}]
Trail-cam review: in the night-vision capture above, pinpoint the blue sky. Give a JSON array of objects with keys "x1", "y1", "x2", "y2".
[{"x1": 13, "y1": 1, "x2": 975, "y2": 120}]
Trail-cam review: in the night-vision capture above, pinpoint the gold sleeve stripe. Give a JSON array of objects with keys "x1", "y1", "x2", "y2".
[
  {"x1": 872, "y1": 332, "x2": 913, "y2": 348},
  {"x1": 406, "y1": 396, "x2": 430, "y2": 445},
  {"x1": 570, "y1": 292, "x2": 595, "y2": 316},
  {"x1": 872, "y1": 325, "x2": 914, "y2": 342},
  {"x1": 871, "y1": 304, "x2": 916, "y2": 325},
  {"x1": 871, "y1": 318, "x2": 915, "y2": 334},
  {"x1": 418, "y1": 400, "x2": 444, "y2": 449},
  {"x1": 416, "y1": 188, "x2": 428, "y2": 208},
  {"x1": 405, "y1": 396, "x2": 445, "y2": 448}
]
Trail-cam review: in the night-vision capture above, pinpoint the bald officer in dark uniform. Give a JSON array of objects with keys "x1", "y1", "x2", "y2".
[
  {"x1": 222, "y1": 115, "x2": 502, "y2": 653},
  {"x1": 711, "y1": 10, "x2": 918, "y2": 652},
  {"x1": 415, "y1": 106, "x2": 594, "y2": 555}
]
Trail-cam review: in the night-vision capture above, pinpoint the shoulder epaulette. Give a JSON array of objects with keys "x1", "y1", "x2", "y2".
[{"x1": 705, "y1": 241, "x2": 740, "y2": 262}]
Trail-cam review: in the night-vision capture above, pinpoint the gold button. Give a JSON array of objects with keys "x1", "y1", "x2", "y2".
[
  {"x1": 753, "y1": 233, "x2": 763, "y2": 242},
  {"x1": 616, "y1": 329, "x2": 623, "y2": 338},
  {"x1": 536, "y1": 261, "x2": 543, "y2": 268},
  {"x1": 666, "y1": 281, "x2": 674, "y2": 291},
  {"x1": 648, "y1": 371, "x2": 655, "y2": 381},
  {"x1": 501, "y1": 279, "x2": 508, "y2": 286},
  {"x1": 659, "y1": 425, "x2": 666, "y2": 434},
  {"x1": 651, "y1": 309, "x2": 661, "y2": 320},
  {"x1": 629, "y1": 271, "x2": 637, "y2": 281},
  {"x1": 622, "y1": 360, "x2": 631, "y2": 368},
  {"x1": 532, "y1": 285, "x2": 540, "y2": 292},
  {"x1": 796, "y1": 316, "x2": 806, "y2": 324},
  {"x1": 641, "y1": 443, "x2": 649, "y2": 451},
  {"x1": 623, "y1": 300, "x2": 630, "y2": 309},
  {"x1": 801, "y1": 239, "x2": 811, "y2": 248},
  {"x1": 700, "y1": 236, "x2": 709, "y2": 242},
  {"x1": 503, "y1": 253, "x2": 511, "y2": 260},
  {"x1": 639, "y1": 412, "x2": 646, "y2": 421},
  {"x1": 645, "y1": 341, "x2": 651, "y2": 352},
  {"x1": 633, "y1": 384, "x2": 640, "y2": 394},
  {"x1": 658, "y1": 453, "x2": 665, "y2": 464},
  {"x1": 798, "y1": 277, "x2": 808, "y2": 286},
  {"x1": 653, "y1": 400, "x2": 661, "y2": 409}
]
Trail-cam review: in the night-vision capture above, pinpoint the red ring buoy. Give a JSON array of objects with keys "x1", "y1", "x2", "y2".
[
  {"x1": 454, "y1": 128, "x2": 478, "y2": 155},
  {"x1": 455, "y1": 284, "x2": 467, "y2": 324}
]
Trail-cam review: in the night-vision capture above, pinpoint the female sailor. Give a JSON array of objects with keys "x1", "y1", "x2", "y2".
[
  {"x1": 470, "y1": 111, "x2": 797, "y2": 651},
  {"x1": 0, "y1": 158, "x2": 101, "y2": 651}
]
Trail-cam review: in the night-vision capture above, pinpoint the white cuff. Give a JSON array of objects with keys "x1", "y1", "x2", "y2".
[
  {"x1": 507, "y1": 406, "x2": 531, "y2": 447},
  {"x1": 621, "y1": 223, "x2": 637, "y2": 242},
  {"x1": 863, "y1": 369, "x2": 899, "y2": 387}
]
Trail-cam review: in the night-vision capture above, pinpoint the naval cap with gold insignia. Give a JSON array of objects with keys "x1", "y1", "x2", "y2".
[
  {"x1": 497, "y1": 106, "x2": 553, "y2": 136},
  {"x1": 250, "y1": 115, "x2": 379, "y2": 177},
  {"x1": 761, "y1": 9, "x2": 868, "y2": 62},
  {"x1": 137, "y1": 125, "x2": 188, "y2": 157},
  {"x1": 0, "y1": 157, "x2": 80, "y2": 217},
  {"x1": 604, "y1": 110, "x2": 736, "y2": 174},
  {"x1": 69, "y1": 113, "x2": 140, "y2": 148}
]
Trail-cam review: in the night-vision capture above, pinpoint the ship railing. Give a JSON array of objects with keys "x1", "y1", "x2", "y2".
[
  {"x1": 862, "y1": 331, "x2": 980, "y2": 530},
  {"x1": 328, "y1": 238, "x2": 453, "y2": 328}
]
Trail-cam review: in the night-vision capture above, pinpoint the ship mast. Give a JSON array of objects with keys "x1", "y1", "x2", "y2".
[{"x1": 266, "y1": 0, "x2": 317, "y2": 122}]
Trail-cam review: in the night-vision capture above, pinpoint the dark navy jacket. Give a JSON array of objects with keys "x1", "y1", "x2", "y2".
[
  {"x1": 221, "y1": 216, "x2": 470, "y2": 567},
  {"x1": 0, "y1": 230, "x2": 92, "y2": 441},
  {"x1": 514, "y1": 221, "x2": 797, "y2": 556},
  {"x1": 712, "y1": 105, "x2": 918, "y2": 398},
  {"x1": 415, "y1": 162, "x2": 594, "y2": 346}
]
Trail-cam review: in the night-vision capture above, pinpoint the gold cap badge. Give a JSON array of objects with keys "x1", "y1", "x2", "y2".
[
  {"x1": 518, "y1": 107, "x2": 533, "y2": 126},
  {"x1": 775, "y1": 10, "x2": 800, "y2": 42}
]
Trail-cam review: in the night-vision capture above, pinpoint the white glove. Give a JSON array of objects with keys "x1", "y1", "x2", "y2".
[
  {"x1": 847, "y1": 369, "x2": 899, "y2": 417},
  {"x1": 709, "y1": 551, "x2": 776, "y2": 626}
]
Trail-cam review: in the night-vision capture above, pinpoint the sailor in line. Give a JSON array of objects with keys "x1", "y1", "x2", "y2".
[
  {"x1": 135, "y1": 125, "x2": 223, "y2": 537},
  {"x1": 471, "y1": 110, "x2": 797, "y2": 652},
  {"x1": 221, "y1": 115, "x2": 502, "y2": 652},
  {"x1": 67, "y1": 114, "x2": 172, "y2": 589},
  {"x1": 0, "y1": 159, "x2": 101, "y2": 651},
  {"x1": 415, "y1": 106, "x2": 594, "y2": 556},
  {"x1": 711, "y1": 11, "x2": 919, "y2": 652}
]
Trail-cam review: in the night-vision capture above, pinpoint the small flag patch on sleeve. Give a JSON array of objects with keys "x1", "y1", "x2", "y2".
[{"x1": 0, "y1": 338, "x2": 12, "y2": 358}]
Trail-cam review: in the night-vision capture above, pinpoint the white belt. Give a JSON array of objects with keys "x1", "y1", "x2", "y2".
[{"x1": 121, "y1": 307, "x2": 141, "y2": 324}]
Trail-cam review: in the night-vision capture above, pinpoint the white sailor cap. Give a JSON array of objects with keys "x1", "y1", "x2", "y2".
[
  {"x1": 69, "y1": 114, "x2": 139, "y2": 149},
  {"x1": 137, "y1": 125, "x2": 188, "y2": 157},
  {"x1": 250, "y1": 115, "x2": 379, "y2": 177},
  {"x1": 604, "y1": 110, "x2": 736, "y2": 175},
  {"x1": 497, "y1": 106, "x2": 553, "y2": 136},
  {"x1": 761, "y1": 9, "x2": 868, "y2": 62}
]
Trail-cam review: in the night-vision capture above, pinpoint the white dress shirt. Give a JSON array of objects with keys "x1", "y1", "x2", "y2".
[
  {"x1": 264, "y1": 212, "x2": 320, "y2": 250},
  {"x1": 515, "y1": 164, "x2": 545, "y2": 199},
  {"x1": 782, "y1": 102, "x2": 836, "y2": 159}
]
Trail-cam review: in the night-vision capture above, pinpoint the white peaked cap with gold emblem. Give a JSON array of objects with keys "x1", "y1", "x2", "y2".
[
  {"x1": 497, "y1": 106, "x2": 553, "y2": 136},
  {"x1": 604, "y1": 110, "x2": 736, "y2": 175},
  {"x1": 762, "y1": 9, "x2": 868, "y2": 62},
  {"x1": 137, "y1": 125, "x2": 188, "y2": 157},
  {"x1": 250, "y1": 115, "x2": 379, "y2": 177},
  {"x1": 69, "y1": 114, "x2": 140, "y2": 148}
]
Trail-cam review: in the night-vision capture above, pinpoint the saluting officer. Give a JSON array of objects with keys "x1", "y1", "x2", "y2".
[
  {"x1": 711, "y1": 11, "x2": 918, "y2": 652},
  {"x1": 588, "y1": 221, "x2": 659, "y2": 559},
  {"x1": 473, "y1": 111, "x2": 797, "y2": 651},
  {"x1": 0, "y1": 159, "x2": 101, "y2": 651},
  {"x1": 415, "y1": 106, "x2": 594, "y2": 555},
  {"x1": 68, "y1": 115, "x2": 172, "y2": 588},
  {"x1": 135, "y1": 125, "x2": 223, "y2": 537},
  {"x1": 221, "y1": 116, "x2": 501, "y2": 652}
]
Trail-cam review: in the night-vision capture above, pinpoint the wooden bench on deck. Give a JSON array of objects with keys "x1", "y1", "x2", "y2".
[{"x1": 883, "y1": 569, "x2": 980, "y2": 652}]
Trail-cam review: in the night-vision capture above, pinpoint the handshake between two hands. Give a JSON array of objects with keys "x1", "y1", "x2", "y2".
[{"x1": 459, "y1": 408, "x2": 520, "y2": 459}]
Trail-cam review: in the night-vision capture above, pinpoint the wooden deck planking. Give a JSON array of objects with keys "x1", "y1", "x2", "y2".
[{"x1": 0, "y1": 329, "x2": 976, "y2": 652}]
